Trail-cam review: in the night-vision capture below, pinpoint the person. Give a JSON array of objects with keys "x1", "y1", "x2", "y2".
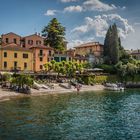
[{"x1": 76, "y1": 84, "x2": 81, "y2": 93}]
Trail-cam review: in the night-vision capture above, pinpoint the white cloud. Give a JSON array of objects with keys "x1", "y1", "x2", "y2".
[
  {"x1": 64, "y1": 5, "x2": 83, "y2": 12},
  {"x1": 134, "y1": 22, "x2": 140, "y2": 26},
  {"x1": 83, "y1": 0, "x2": 117, "y2": 12},
  {"x1": 60, "y1": 0, "x2": 78, "y2": 3},
  {"x1": 68, "y1": 14, "x2": 134, "y2": 48},
  {"x1": 72, "y1": 14, "x2": 134, "y2": 39},
  {"x1": 122, "y1": 25, "x2": 140, "y2": 50},
  {"x1": 68, "y1": 39, "x2": 85, "y2": 48},
  {"x1": 68, "y1": 37, "x2": 95, "y2": 48},
  {"x1": 44, "y1": 10, "x2": 58, "y2": 16},
  {"x1": 63, "y1": 0, "x2": 125, "y2": 13}
]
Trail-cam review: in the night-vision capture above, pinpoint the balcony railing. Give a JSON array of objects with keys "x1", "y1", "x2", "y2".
[{"x1": 11, "y1": 67, "x2": 21, "y2": 71}]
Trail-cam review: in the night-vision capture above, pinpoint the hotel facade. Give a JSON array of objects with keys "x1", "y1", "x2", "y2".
[
  {"x1": 0, "y1": 32, "x2": 54, "y2": 72},
  {"x1": 0, "y1": 32, "x2": 104, "y2": 73}
]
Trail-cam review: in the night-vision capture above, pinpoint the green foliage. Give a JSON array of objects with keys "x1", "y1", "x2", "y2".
[
  {"x1": 42, "y1": 18, "x2": 66, "y2": 51},
  {"x1": 11, "y1": 74, "x2": 34, "y2": 88},
  {"x1": 115, "y1": 59, "x2": 138, "y2": 82},
  {"x1": 104, "y1": 24, "x2": 127, "y2": 64},
  {"x1": 78, "y1": 75, "x2": 120, "y2": 84},
  {"x1": 94, "y1": 75, "x2": 120, "y2": 83},
  {"x1": 44, "y1": 60, "x2": 86, "y2": 78},
  {"x1": 97, "y1": 64, "x2": 116, "y2": 74},
  {"x1": 78, "y1": 75, "x2": 95, "y2": 85},
  {"x1": 1, "y1": 73, "x2": 11, "y2": 82}
]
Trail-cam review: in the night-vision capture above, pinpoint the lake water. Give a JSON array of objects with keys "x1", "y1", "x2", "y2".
[{"x1": 0, "y1": 89, "x2": 140, "y2": 140}]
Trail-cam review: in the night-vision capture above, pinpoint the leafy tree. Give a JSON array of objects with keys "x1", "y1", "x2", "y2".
[
  {"x1": 115, "y1": 60, "x2": 138, "y2": 82},
  {"x1": 1, "y1": 73, "x2": 11, "y2": 82},
  {"x1": 44, "y1": 60, "x2": 85, "y2": 78},
  {"x1": 11, "y1": 74, "x2": 33, "y2": 89},
  {"x1": 42, "y1": 18, "x2": 66, "y2": 51},
  {"x1": 115, "y1": 61, "x2": 127, "y2": 81},
  {"x1": 127, "y1": 63, "x2": 138, "y2": 81}
]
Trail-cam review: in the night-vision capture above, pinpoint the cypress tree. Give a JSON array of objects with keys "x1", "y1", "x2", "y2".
[
  {"x1": 104, "y1": 23, "x2": 121, "y2": 64},
  {"x1": 111, "y1": 23, "x2": 120, "y2": 64},
  {"x1": 104, "y1": 25, "x2": 112, "y2": 64}
]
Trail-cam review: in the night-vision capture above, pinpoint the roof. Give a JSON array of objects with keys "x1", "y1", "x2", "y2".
[
  {"x1": 66, "y1": 49, "x2": 75, "y2": 52},
  {"x1": 29, "y1": 45, "x2": 54, "y2": 50},
  {"x1": 23, "y1": 33, "x2": 43, "y2": 39},
  {"x1": 1, "y1": 32, "x2": 21, "y2": 37},
  {"x1": 74, "y1": 56, "x2": 88, "y2": 60},
  {"x1": 0, "y1": 44, "x2": 32, "y2": 52},
  {"x1": 131, "y1": 49, "x2": 140, "y2": 54},
  {"x1": 74, "y1": 42, "x2": 103, "y2": 48}
]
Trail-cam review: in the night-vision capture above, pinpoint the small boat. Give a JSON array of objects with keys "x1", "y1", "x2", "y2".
[{"x1": 105, "y1": 83, "x2": 124, "y2": 91}]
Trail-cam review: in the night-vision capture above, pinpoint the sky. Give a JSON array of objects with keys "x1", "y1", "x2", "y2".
[{"x1": 0, "y1": 0, "x2": 140, "y2": 50}]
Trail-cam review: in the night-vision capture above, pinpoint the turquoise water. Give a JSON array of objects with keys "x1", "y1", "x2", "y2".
[{"x1": 0, "y1": 90, "x2": 140, "y2": 140}]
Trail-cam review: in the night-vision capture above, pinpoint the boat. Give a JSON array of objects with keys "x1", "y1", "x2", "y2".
[{"x1": 104, "y1": 83, "x2": 124, "y2": 91}]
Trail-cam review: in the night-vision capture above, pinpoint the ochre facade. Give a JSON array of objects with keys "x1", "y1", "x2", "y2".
[
  {"x1": 74, "y1": 42, "x2": 103, "y2": 57},
  {"x1": 0, "y1": 45, "x2": 33, "y2": 71},
  {"x1": 0, "y1": 32, "x2": 52, "y2": 72}
]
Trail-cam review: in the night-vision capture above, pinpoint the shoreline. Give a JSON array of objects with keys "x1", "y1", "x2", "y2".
[{"x1": 0, "y1": 84, "x2": 105, "y2": 102}]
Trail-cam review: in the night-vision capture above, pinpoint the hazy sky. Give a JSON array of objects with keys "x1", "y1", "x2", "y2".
[{"x1": 0, "y1": 0, "x2": 140, "y2": 49}]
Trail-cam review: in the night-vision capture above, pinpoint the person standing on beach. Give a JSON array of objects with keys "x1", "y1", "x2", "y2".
[{"x1": 76, "y1": 84, "x2": 81, "y2": 93}]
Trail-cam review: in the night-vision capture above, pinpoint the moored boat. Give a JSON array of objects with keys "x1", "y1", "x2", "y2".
[{"x1": 105, "y1": 83, "x2": 124, "y2": 91}]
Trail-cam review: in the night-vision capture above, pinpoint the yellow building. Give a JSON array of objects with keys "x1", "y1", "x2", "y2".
[{"x1": 0, "y1": 43, "x2": 33, "y2": 72}]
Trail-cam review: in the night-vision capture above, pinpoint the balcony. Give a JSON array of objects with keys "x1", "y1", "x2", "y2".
[
  {"x1": 10, "y1": 67, "x2": 21, "y2": 72},
  {"x1": 38, "y1": 53, "x2": 45, "y2": 57}
]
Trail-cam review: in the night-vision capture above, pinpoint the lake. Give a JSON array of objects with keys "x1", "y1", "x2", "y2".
[{"x1": 0, "y1": 89, "x2": 140, "y2": 140}]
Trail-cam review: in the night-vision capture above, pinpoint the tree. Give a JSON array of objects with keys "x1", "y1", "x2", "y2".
[
  {"x1": 127, "y1": 63, "x2": 138, "y2": 81},
  {"x1": 1, "y1": 73, "x2": 11, "y2": 82},
  {"x1": 111, "y1": 24, "x2": 120, "y2": 64},
  {"x1": 104, "y1": 25, "x2": 112, "y2": 64},
  {"x1": 42, "y1": 18, "x2": 66, "y2": 51},
  {"x1": 11, "y1": 74, "x2": 33, "y2": 89},
  {"x1": 104, "y1": 23, "x2": 122, "y2": 64}
]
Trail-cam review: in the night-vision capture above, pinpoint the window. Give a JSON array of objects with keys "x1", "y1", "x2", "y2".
[
  {"x1": 4, "y1": 52, "x2": 7, "y2": 57},
  {"x1": 24, "y1": 63, "x2": 27, "y2": 69},
  {"x1": 40, "y1": 57, "x2": 43, "y2": 61},
  {"x1": 14, "y1": 61, "x2": 17, "y2": 67},
  {"x1": 40, "y1": 50, "x2": 43, "y2": 55},
  {"x1": 36, "y1": 40, "x2": 41, "y2": 45},
  {"x1": 49, "y1": 50, "x2": 51, "y2": 56},
  {"x1": 13, "y1": 38, "x2": 17, "y2": 44},
  {"x1": 4, "y1": 62, "x2": 7, "y2": 68},
  {"x1": 48, "y1": 58, "x2": 50, "y2": 62},
  {"x1": 6, "y1": 38, "x2": 9, "y2": 43},
  {"x1": 23, "y1": 53, "x2": 28, "y2": 58},
  {"x1": 89, "y1": 49, "x2": 92, "y2": 53},
  {"x1": 28, "y1": 40, "x2": 33, "y2": 45},
  {"x1": 14, "y1": 53, "x2": 17, "y2": 58},
  {"x1": 40, "y1": 65, "x2": 43, "y2": 70}
]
